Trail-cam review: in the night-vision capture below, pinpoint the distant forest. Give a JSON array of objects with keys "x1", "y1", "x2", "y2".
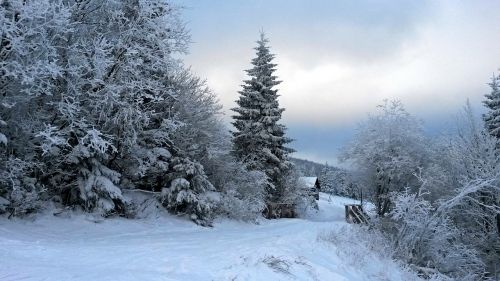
[{"x1": 290, "y1": 157, "x2": 330, "y2": 177}]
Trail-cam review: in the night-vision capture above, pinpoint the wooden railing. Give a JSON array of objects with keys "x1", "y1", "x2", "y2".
[{"x1": 345, "y1": 204, "x2": 369, "y2": 224}]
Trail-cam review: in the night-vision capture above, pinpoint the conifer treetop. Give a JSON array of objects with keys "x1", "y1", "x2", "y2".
[{"x1": 483, "y1": 74, "x2": 500, "y2": 138}]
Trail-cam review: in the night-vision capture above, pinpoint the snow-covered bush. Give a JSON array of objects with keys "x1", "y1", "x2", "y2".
[
  {"x1": 160, "y1": 157, "x2": 218, "y2": 225},
  {"x1": 217, "y1": 162, "x2": 267, "y2": 222},
  {"x1": 439, "y1": 102, "x2": 500, "y2": 277},
  {"x1": 76, "y1": 158, "x2": 129, "y2": 216},
  {"x1": 0, "y1": 158, "x2": 44, "y2": 217},
  {"x1": 390, "y1": 188, "x2": 486, "y2": 280},
  {"x1": 319, "y1": 225, "x2": 423, "y2": 281},
  {"x1": 200, "y1": 144, "x2": 269, "y2": 221}
]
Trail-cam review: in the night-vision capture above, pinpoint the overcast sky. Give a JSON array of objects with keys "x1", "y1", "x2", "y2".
[{"x1": 174, "y1": 0, "x2": 500, "y2": 165}]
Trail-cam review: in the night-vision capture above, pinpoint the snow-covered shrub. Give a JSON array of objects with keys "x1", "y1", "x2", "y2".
[
  {"x1": 77, "y1": 158, "x2": 129, "y2": 216},
  {"x1": 0, "y1": 158, "x2": 44, "y2": 217},
  {"x1": 294, "y1": 193, "x2": 318, "y2": 218},
  {"x1": 319, "y1": 225, "x2": 423, "y2": 281},
  {"x1": 440, "y1": 102, "x2": 500, "y2": 277},
  {"x1": 390, "y1": 188, "x2": 486, "y2": 280},
  {"x1": 342, "y1": 100, "x2": 498, "y2": 279},
  {"x1": 160, "y1": 157, "x2": 218, "y2": 225},
  {"x1": 122, "y1": 191, "x2": 157, "y2": 219},
  {"x1": 216, "y1": 161, "x2": 267, "y2": 221}
]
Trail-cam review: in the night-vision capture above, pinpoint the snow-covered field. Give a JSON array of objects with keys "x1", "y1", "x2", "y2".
[{"x1": 1, "y1": 193, "x2": 419, "y2": 281}]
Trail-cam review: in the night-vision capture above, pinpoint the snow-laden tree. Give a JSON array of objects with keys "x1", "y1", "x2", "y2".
[
  {"x1": 341, "y1": 100, "x2": 429, "y2": 216},
  {"x1": 231, "y1": 33, "x2": 294, "y2": 203},
  {"x1": 384, "y1": 102, "x2": 499, "y2": 279},
  {"x1": 31, "y1": 0, "x2": 189, "y2": 215},
  {"x1": 0, "y1": 0, "x2": 72, "y2": 215},
  {"x1": 170, "y1": 71, "x2": 224, "y2": 158},
  {"x1": 441, "y1": 102, "x2": 500, "y2": 276},
  {"x1": 318, "y1": 164, "x2": 336, "y2": 194},
  {"x1": 483, "y1": 74, "x2": 500, "y2": 139},
  {"x1": 0, "y1": 0, "x2": 222, "y2": 223}
]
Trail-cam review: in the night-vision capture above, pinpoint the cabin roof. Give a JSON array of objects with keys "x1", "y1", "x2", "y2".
[{"x1": 299, "y1": 177, "x2": 318, "y2": 188}]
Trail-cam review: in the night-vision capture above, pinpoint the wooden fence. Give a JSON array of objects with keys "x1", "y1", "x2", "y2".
[{"x1": 345, "y1": 204, "x2": 369, "y2": 224}]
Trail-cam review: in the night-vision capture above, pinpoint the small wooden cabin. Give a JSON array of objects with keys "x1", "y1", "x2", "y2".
[{"x1": 299, "y1": 177, "x2": 320, "y2": 200}]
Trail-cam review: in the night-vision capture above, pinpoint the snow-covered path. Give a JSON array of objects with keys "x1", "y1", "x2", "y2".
[{"x1": 0, "y1": 194, "x2": 417, "y2": 281}]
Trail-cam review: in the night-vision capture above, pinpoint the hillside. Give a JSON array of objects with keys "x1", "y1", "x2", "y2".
[{"x1": 290, "y1": 158, "x2": 330, "y2": 177}]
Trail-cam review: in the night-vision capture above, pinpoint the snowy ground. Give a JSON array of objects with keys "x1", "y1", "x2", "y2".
[{"x1": 0, "y1": 193, "x2": 419, "y2": 281}]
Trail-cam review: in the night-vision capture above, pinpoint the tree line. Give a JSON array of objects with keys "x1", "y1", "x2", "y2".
[{"x1": 0, "y1": 0, "x2": 305, "y2": 225}]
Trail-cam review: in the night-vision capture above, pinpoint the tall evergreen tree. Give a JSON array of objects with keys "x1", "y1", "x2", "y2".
[
  {"x1": 231, "y1": 33, "x2": 294, "y2": 202},
  {"x1": 483, "y1": 74, "x2": 500, "y2": 139}
]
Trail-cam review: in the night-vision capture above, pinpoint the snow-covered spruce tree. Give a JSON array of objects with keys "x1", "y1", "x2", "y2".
[
  {"x1": 231, "y1": 33, "x2": 294, "y2": 203},
  {"x1": 159, "y1": 155, "x2": 218, "y2": 226},
  {"x1": 318, "y1": 164, "x2": 336, "y2": 194},
  {"x1": 483, "y1": 73, "x2": 500, "y2": 139},
  {"x1": 334, "y1": 170, "x2": 360, "y2": 199}
]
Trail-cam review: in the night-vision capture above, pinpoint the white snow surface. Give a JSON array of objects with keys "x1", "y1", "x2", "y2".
[{"x1": 1, "y1": 193, "x2": 419, "y2": 281}]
